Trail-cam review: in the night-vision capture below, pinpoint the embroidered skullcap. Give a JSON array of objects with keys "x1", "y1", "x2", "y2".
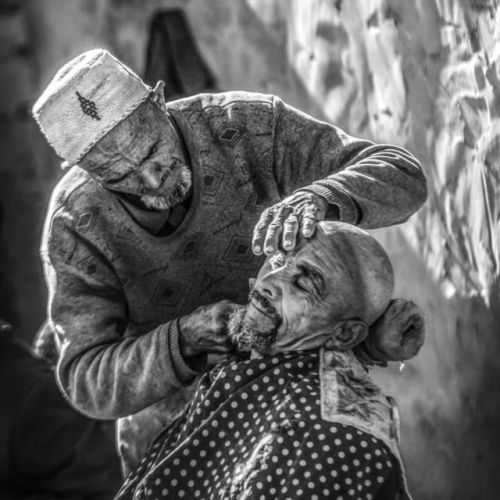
[
  {"x1": 32, "y1": 49, "x2": 151, "y2": 168},
  {"x1": 315, "y1": 221, "x2": 394, "y2": 325}
]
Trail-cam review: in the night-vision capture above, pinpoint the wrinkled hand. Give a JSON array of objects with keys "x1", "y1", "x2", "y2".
[
  {"x1": 252, "y1": 191, "x2": 329, "y2": 255},
  {"x1": 365, "y1": 299, "x2": 426, "y2": 362},
  {"x1": 178, "y1": 300, "x2": 241, "y2": 358}
]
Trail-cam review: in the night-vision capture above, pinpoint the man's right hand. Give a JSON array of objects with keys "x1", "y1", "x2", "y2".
[{"x1": 178, "y1": 300, "x2": 241, "y2": 358}]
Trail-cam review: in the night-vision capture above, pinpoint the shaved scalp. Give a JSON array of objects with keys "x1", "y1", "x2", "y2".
[{"x1": 315, "y1": 221, "x2": 394, "y2": 325}]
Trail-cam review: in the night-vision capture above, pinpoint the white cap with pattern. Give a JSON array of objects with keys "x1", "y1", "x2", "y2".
[{"x1": 33, "y1": 49, "x2": 151, "y2": 168}]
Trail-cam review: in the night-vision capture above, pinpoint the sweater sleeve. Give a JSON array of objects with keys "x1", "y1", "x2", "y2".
[
  {"x1": 271, "y1": 96, "x2": 427, "y2": 228},
  {"x1": 42, "y1": 211, "x2": 198, "y2": 420}
]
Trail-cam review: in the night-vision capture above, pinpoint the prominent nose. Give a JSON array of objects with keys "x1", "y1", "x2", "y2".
[
  {"x1": 256, "y1": 269, "x2": 282, "y2": 301},
  {"x1": 141, "y1": 163, "x2": 162, "y2": 189}
]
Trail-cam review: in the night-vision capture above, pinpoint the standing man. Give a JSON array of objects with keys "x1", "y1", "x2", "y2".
[{"x1": 33, "y1": 49, "x2": 427, "y2": 471}]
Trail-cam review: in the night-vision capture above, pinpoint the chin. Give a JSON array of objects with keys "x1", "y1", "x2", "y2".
[
  {"x1": 228, "y1": 307, "x2": 278, "y2": 353},
  {"x1": 140, "y1": 195, "x2": 170, "y2": 210}
]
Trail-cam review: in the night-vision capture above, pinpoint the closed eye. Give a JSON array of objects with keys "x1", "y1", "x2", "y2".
[
  {"x1": 295, "y1": 264, "x2": 325, "y2": 298},
  {"x1": 142, "y1": 142, "x2": 158, "y2": 163},
  {"x1": 105, "y1": 170, "x2": 133, "y2": 184}
]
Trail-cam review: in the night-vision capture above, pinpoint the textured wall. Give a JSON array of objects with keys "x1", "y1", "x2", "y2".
[
  {"x1": 245, "y1": 1, "x2": 500, "y2": 498},
  {"x1": 1, "y1": 0, "x2": 499, "y2": 498}
]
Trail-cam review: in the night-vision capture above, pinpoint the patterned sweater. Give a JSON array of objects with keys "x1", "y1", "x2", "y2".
[{"x1": 40, "y1": 91, "x2": 426, "y2": 469}]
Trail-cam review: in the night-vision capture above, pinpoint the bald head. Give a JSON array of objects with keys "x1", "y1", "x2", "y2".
[
  {"x1": 228, "y1": 221, "x2": 394, "y2": 355},
  {"x1": 313, "y1": 221, "x2": 394, "y2": 325}
]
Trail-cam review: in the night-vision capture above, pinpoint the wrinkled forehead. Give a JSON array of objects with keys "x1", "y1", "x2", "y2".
[
  {"x1": 85, "y1": 100, "x2": 158, "y2": 158},
  {"x1": 294, "y1": 230, "x2": 356, "y2": 281}
]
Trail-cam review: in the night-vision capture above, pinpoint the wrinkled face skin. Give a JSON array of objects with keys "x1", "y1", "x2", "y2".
[
  {"x1": 229, "y1": 230, "x2": 361, "y2": 355},
  {"x1": 80, "y1": 99, "x2": 191, "y2": 211}
]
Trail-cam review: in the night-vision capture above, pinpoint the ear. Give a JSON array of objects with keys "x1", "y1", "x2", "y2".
[
  {"x1": 150, "y1": 81, "x2": 167, "y2": 112},
  {"x1": 323, "y1": 320, "x2": 368, "y2": 351}
]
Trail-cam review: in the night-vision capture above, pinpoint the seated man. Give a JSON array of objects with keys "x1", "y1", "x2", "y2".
[{"x1": 116, "y1": 222, "x2": 419, "y2": 500}]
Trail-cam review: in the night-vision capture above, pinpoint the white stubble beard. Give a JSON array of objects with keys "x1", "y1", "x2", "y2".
[{"x1": 140, "y1": 166, "x2": 192, "y2": 211}]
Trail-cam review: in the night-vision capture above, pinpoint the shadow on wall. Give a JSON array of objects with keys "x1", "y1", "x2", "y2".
[{"x1": 144, "y1": 9, "x2": 218, "y2": 99}]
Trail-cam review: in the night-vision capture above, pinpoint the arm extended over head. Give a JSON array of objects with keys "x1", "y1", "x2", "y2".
[{"x1": 271, "y1": 96, "x2": 427, "y2": 228}]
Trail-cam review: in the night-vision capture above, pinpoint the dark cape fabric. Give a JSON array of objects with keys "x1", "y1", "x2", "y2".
[
  {"x1": 0, "y1": 329, "x2": 122, "y2": 499},
  {"x1": 116, "y1": 351, "x2": 404, "y2": 499}
]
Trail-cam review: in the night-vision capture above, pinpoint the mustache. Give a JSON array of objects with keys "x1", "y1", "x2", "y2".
[{"x1": 248, "y1": 289, "x2": 281, "y2": 324}]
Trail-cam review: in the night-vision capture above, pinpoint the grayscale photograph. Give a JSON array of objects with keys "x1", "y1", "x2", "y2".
[{"x1": 0, "y1": 1, "x2": 498, "y2": 499}]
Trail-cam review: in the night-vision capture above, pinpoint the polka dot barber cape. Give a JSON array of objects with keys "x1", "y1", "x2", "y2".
[{"x1": 116, "y1": 352, "x2": 400, "y2": 499}]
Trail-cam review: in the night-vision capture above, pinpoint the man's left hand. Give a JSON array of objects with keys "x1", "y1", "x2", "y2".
[{"x1": 252, "y1": 191, "x2": 329, "y2": 255}]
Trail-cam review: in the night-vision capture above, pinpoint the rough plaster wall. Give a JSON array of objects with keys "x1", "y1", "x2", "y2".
[
  {"x1": 1, "y1": 0, "x2": 499, "y2": 498},
  {"x1": 246, "y1": 1, "x2": 500, "y2": 498}
]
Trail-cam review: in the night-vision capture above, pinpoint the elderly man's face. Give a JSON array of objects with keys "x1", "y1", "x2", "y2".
[
  {"x1": 229, "y1": 229, "x2": 364, "y2": 354},
  {"x1": 80, "y1": 99, "x2": 191, "y2": 210}
]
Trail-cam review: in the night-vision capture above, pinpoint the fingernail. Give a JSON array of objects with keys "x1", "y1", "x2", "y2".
[
  {"x1": 266, "y1": 246, "x2": 273, "y2": 253},
  {"x1": 254, "y1": 245, "x2": 261, "y2": 253}
]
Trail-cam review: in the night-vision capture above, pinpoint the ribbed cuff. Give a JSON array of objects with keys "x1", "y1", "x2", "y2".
[
  {"x1": 167, "y1": 319, "x2": 200, "y2": 384},
  {"x1": 299, "y1": 181, "x2": 360, "y2": 225}
]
